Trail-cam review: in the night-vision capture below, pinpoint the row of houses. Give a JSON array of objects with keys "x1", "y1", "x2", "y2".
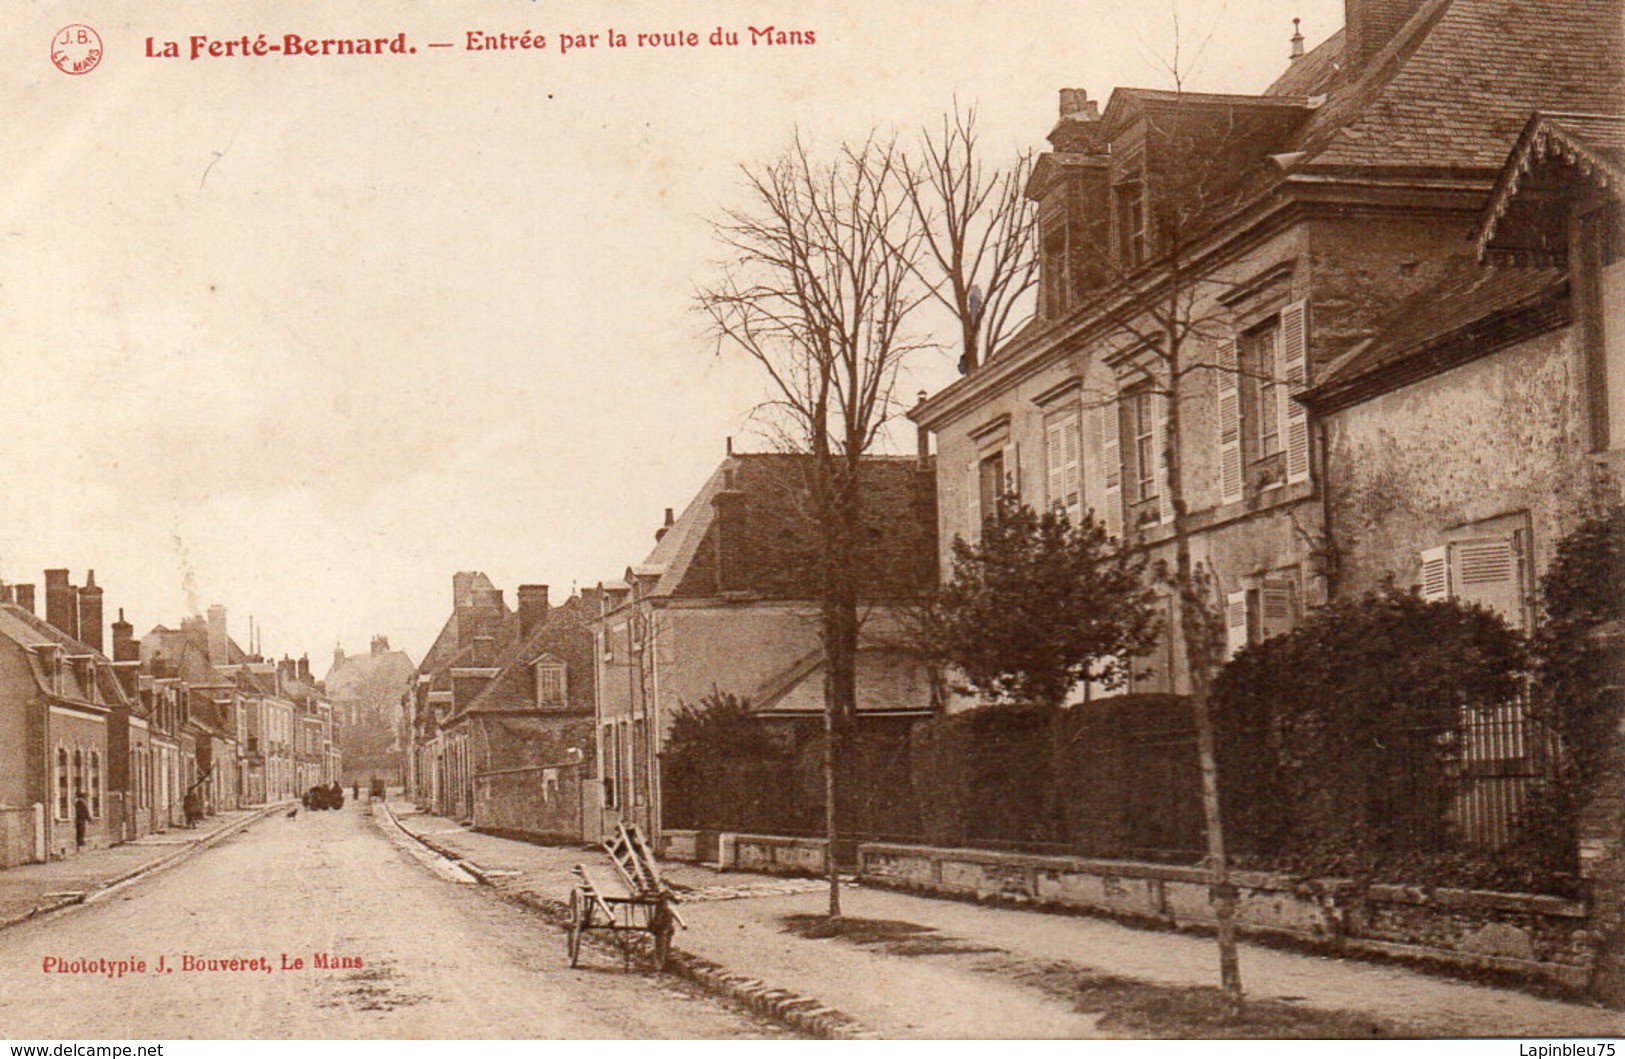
[
  {"x1": 0, "y1": 572, "x2": 343, "y2": 869},
  {"x1": 405, "y1": 0, "x2": 1622, "y2": 854}
]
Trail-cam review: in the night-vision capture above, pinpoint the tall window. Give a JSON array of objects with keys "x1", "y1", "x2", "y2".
[
  {"x1": 1116, "y1": 179, "x2": 1147, "y2": 269},
  {"x1": 978, "y1": 450, "x2": 1006, "y2": 516},
  {"x1": 1045, "y1": 412, "x2": 1083, "y2": 525},
  {"x1": 73, "y1": 749, "x2": 84, "y2": 803},
  {"x1": 1242, "y1": 319, "x2": 1283, "y2": 461},
  {"x1": 1217, "y1": 301, "x2": 1310, "y2": 505},
  {"x1": 1129, "y1": 390, "x2": 1158, "y2": 504},
  {"x1": 89, "y1": 751, "x2": 101, "y2": 818},
  {"x1": 602, "y1": 723, "x2": 619, "y2": 809},
  {"x1": 56, "y1": 747, "x2": 69, "y2": 820}
]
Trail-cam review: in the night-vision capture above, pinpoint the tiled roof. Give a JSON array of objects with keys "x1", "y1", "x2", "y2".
[
  {"x1": 0, "y1": 602, "x2": 124, "y2": 708},
  {"x1": 1293, "y1": 0, "x2": 1624, "y2": 169},
  {"x1": 1307, "y1": 261, "x2": 1566, "y2": 407},
  {"x1": 633, "y1": 452, "x2": 936, "y2": 604},
  {"x1": 459, "y1": 596, "x2": 594, "y2": 716}
]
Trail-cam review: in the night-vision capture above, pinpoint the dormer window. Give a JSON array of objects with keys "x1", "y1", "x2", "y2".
[
  {"x1": 535, "y1": 661, "x2": 567, "y2": 708},
  {"x1": 1115, "y1": 177, "x2": 1147, "y2": 269}
]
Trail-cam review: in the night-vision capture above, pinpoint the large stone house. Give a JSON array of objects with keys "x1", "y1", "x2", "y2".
[
  {"x1": 592, "y1": 449, "x2": 938, "y2": 842},
  {"x1": 910, "y1": 0, "x2": 1623, "y2": 698}
]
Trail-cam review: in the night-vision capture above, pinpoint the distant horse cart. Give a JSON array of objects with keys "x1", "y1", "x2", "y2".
[{"x1": 567, "y1": 823, "x2": 682, "y2": 971}]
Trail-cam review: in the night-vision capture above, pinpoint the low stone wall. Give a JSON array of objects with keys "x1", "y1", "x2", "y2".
[
  {"x1": 721, "y1": 833, "x2": 828, "y2": 876},
  {"x1": 859, "y1": 842, "x2": 1595, "y2": 992}
]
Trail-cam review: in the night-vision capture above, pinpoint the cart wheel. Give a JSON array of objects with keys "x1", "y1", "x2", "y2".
[{"x1": 567, "y1": 889, "x2": 584, "y2": 968}]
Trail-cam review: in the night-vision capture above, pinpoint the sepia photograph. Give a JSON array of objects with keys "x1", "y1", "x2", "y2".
[{"x1": 0, "y1": 0, "x2": 1621, "y2": 1043}]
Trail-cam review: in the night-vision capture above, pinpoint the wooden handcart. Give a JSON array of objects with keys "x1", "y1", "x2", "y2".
[{"x1": 567, "y1": 823, "x2": 684, "y2": 970}]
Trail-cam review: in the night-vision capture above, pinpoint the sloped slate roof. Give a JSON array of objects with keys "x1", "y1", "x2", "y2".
[
  {"x1": 1306, "y1": 261, "x2": 1566, "y2": 409},
  {"x1": 637, "y1": 452, "x2": 935, "y2": 604},
  {"x1": 1292, "y1": 0, "x2": 1623, "y2": 169},
  {"x1": 459, "y1": 596, "x2": 594, "y2": 716}
]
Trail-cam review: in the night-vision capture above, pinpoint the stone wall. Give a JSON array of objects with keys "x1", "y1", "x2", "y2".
[
  {"x1": 858, "y1": 842, "x2": 1596, "y2": 993},
  {"x1": 472, "y1": 762, "x2": 584, "y2": 842},
  {"x1": 721, "y1": 833, "x2": 828, "y2": 876}
]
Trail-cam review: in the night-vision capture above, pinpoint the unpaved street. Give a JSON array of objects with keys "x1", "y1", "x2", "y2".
[{"x1": 0, "y1": 807, "x2": 785, "y2": 1038}]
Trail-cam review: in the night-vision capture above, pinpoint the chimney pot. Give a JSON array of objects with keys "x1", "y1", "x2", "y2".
[
  {"x1": 78, "y1": 572, "x2": 104, "y2": 653},
  {"x1": 1290, "y1": 17, "x2": 1305, "y2": 59}
]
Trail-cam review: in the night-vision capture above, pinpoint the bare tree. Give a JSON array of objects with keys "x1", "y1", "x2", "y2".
[
  {"x1": 698, "y1": 132, "x2": 927, "y2": 917},
  {"x1": 900, "y1": 104, "x2": 1038, "y2": 373}
]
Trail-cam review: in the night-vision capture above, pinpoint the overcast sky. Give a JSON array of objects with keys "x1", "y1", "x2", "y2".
[{"x1": 0, "y1": 0, "x2": 1344, "y2": 668}]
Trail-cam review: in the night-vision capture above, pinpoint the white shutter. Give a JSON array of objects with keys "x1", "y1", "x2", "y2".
[
  {"x1": 1100, "y1": 402, "x2": 1123, "y2": 537},
  {"x1": 1450, "y1": 536, "x2": 1525, "y2": 629},
  {"x1": 1259, "y1": 579, "x2": 1296, "y2": 641},
  {"x1": 1062, "y1": 413, "x2": 1083, "y2": 525},
  {"x1": 1153, "y1": 390, "x2": 1173, "y2": 525},
  {"x1": 1008, "y1": 442, "x2": 1021, "y2": 500},
  {"x1": 965, "y1": 458, "x2": 981, "y2": 542},
  {"x1": 1281, "y1": 300, "x2": 1311, "y2": 484},
  {"x1": 1046, "y1": 420, "x2": 1066, "y2": 515},
  {"x1": 1419, "y1": 546, "x2": 1450, "y2": 601},
  {"x1": 1225, "y1": 590, "x2": 1250, "y2": 659},
  {"x1": 1217, "y1": 337, "x2": 1243, "y2": 504}
]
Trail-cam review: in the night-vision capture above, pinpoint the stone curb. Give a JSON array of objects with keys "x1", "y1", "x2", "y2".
[
  {"x1": 378, "y1": 803, "x2": 870, "y2": 1039},
  {"x1": 0, "y1": 802, "x2": 287, "y2": 932}
]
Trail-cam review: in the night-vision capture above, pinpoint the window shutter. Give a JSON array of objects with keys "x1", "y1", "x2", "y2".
[
  {"x1": 1450, "y1": 536, "x2": 1525, "y2": 629},
  {"x1": 1100, "y1": 402, "x2": 1123, "y2": 537},
  {"x1": 965, "y1": 458, "x2": 981, "y2": 541},
  {"x1": 1259, "y1": 579, "x2": 1296, "y2": 641},
  {"x1": 1216, "y1": 337, "x2": 1243, "y2": 504},
  {"x1": 1009, "y1": 441, "x2": 1021, "y2": 500},
  {"x1": 1153, "y1": 390, "x2": 1173, "y2": 525},
  {"x1": 1280, "y1": 300, "x2": 1311, "y2": 484},
  {"x1": 1046, "y1": 420, "x2": 1066, "y2": 515},
  {"x1": 1062, "y1": 413, "x2": 1083, "y2": 526},
  {"x1": 1225, "y1": 590, "x2": 1250, "y2": 659},
  {"x1": 1419, "y1": 546, "x2": 1450, "y2": 601}
]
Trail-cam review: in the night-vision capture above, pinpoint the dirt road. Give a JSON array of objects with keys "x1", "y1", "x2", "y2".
[{"x1": 0, "y1": 806, "x2": 785, "y2": 1038}]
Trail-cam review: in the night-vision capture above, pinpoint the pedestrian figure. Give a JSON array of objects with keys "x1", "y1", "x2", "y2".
[
  {"x1": 73, "y1": 792, "x2": 90, "y2": 848},
  {"x1": 183, "y1": 788, "x2": 202, "y2": 828},
  {"x1": 352, "y1": 783, "x2": 359, "y2": 802},
  {"x1": 330, "y1": 781, "x2": 345, "y2": 810}
]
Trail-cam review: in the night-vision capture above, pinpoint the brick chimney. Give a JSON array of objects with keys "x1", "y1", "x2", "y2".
[
  {"x1": 44, "y1": 569, "x2": 78, "y2": 640},
  {"x1": 207, "y1": 604, "x2": 229, "y2": 666},
  {"x1": 470, "y1": 635, "x2": 496, "y2": 667},
  {"x1": 1345, "y1": 0, "x2": 1427, "y2": 69},
  {"x1": 111, "y1": 607, "x2": 138, "y2": 663},
  {"x1": 297, "y1": 654, "x2": 311, "y2": 683},
  {"x1": 517, "y1": 585, "x2": 550, "y2": 639},
  {"x1": 463, "y1": 585, "x2": 504, "y2": 649},
  {"x1": 654, "y1": 507, "x2": 675, "y2": 543},
  {"x1": 15, "y1": 583, "x2": 35, "y2": 616},
  {"x1": 370, "y1": 635, "x2": 390, "y2": 656},
  {"x1": 712, "y1": 477, "x2": 752, "y2": 594},
  {"x1": 78, "y1": 570, "x2": 104, "y2": 653}
]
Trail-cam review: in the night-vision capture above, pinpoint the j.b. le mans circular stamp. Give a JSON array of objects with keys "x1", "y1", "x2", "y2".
[{"x1": 51, "y1": 24, "x2": 103, "y2": 75}]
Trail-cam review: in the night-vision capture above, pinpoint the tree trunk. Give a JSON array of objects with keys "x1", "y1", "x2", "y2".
[{"x1": 1164, "y1": 325, "x2": 1244, "y2": 1018}]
